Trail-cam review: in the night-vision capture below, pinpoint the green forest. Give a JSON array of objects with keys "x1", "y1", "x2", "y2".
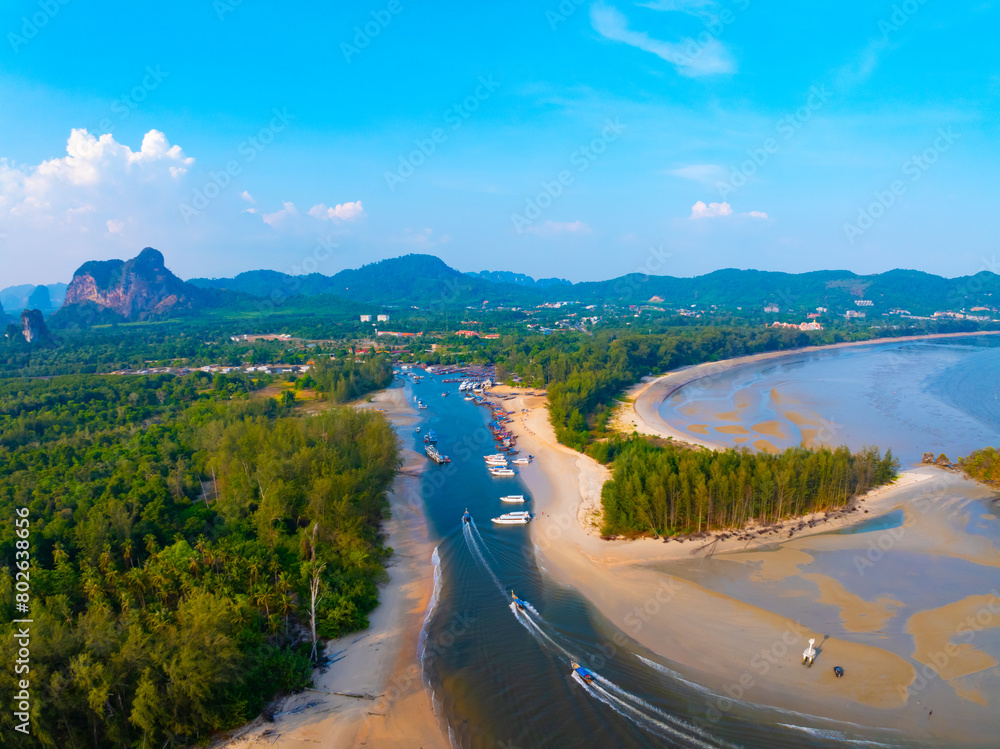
[
  {"x1": 598, "y1": 436, "x2": 899, "y2": 537},
  {"x1": 487, "y1": 326, "x2": 842, "y2": 450},
  {"x1": 0, "y1": 374, "x2": 400, "y2": 747}
]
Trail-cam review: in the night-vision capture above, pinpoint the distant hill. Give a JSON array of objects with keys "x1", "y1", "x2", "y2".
[
  {"x1": 0, "y1": 282, "x2": 68, "y2": 312},
  {"x1": 465, "y1": 270, "x2": 571, "y2": 289},
  {"x1": 191, "y1": 254, "x2": 543, "y2": 307}
]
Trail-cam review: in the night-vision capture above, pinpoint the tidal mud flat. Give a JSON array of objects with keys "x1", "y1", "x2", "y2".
[{"x1": 492, "y1": 335, "x2": 1000, "y2": 747}]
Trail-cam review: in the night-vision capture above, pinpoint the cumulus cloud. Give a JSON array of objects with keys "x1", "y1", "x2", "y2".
[
  {"x1": 240, "y1": 190, "x2": 255, "y2": 204},
  {"x1": 525, "y1": 220, "x2": 592, "y2": 236},
  {"x1": 690, "y1": 201, "x2": 768, "y2": 220},
  {"x1": 308, "y1": 200, "x2": 364, "y2": 222},
  {"x1": 106, "y1": 219, "x2": 124, "y2": 234},
  {"x1": 590, "y1": 2, "x2": 734, "y2": 77},
  {"x1": 261, "y1": 201, "x2": 299, "y2": 227}
]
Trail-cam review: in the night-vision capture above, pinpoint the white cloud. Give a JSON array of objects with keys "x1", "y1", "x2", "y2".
[
  {"x1": 106, "y1": 219, "x2": 124, "y2": 234},
  {"x1": 690, "y1": 201, "x2": 768, "y2": 220},
  {"x1": 526, "y1": 220, "x2": 592, "y2": 236},
  {"x1": 669, "y1": 164, "x2": 727, "y2": 184},
  {"x1": 240, "y1": 190, "x2": 255, "y2": 204},
  {"x1": 690, "y1": 200, "x2": 732, "y2": 219},
  {"x1": 308, "y1": 200, "x2": 364, "y2": 222},
  {"x1": 590, "y1": 2, "x2": 734, "y2": 77},
  {"x1": 262, "y1": 201, "x2": 299, "y2": 227}
]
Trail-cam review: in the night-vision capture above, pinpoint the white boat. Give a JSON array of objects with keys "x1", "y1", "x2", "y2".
[
  {"x1": 492, "y1": 511, "x2": 531, "y2": 525},
  {"x1": 501, "y1": 495, "x2": 526, "y2": 503},
  {"x1": 415, "y1": 427, "x2": 421, "y2": 433},
  {"x1": 490, "y1": 467, "x2": 516, "y2": 477},
  {"x1": 512, "y1": 457, "x2": 531, "y2": 465},
  {"x1": 484, "y1": 454, "x2": 508, "y2": 464}
]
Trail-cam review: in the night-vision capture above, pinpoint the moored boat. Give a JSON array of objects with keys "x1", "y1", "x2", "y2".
[
  {"x1": 425, "y1": 445, "x2": 451, "y2": 464},
  {"x1": 484, "y1": 454, "x2": 508, "y2": 464},
  {"x1": 492, "y1": 511, "x2": 531, "y2": 525},
  {"x1": 490, "y1": 467, "x2": 516, "y2": 477},
  {"x1": 512, "y1": 456, "x2": 532, "y2": 465},
  {"x1": 501, "y1": 495, "x2": 526, "y2": 503}
]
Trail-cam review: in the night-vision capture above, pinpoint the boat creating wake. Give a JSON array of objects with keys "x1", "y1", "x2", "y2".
[{"x1": 464, "y1": 517, "x2": 734, "y2": 749}]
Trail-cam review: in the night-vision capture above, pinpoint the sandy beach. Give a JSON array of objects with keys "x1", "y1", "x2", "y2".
[
  {"x1": 489, "y1": 369, "x2": 1000, "y2": 744},
  {"x1": 219, "y1": 386, "x2": 448, "y2": 749}
]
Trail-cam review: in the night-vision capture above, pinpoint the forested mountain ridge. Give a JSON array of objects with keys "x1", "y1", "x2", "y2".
[
  {"x1": 22, "y1": 248, "x2": 1000, "y2": 320},
  {"x1": 191, "y1": 254, "x2": 545, "y2": 307}
]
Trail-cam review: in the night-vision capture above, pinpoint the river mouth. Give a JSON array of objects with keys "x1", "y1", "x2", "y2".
[{"x1": 406, "y1": 344, "x2": 1000, "y2": 747}]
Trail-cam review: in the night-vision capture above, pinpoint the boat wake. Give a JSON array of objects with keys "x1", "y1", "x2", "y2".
[{"x1": 462, "y1": 519, "x2": 505, "y2": 595}]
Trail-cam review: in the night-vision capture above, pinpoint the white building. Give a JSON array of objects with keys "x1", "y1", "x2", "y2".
[
  {"x1": 360, "y1": 315, "x2": 372, "y2": 322},
  {"x1": 377, "y1": 314, "x2": 389, "y2": 322}
]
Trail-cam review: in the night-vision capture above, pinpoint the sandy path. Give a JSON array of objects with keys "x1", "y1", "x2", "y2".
[{"x1": 219, "y1": 386, "x2": 448, "y2": 749}]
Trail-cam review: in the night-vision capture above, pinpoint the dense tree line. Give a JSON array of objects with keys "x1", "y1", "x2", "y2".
[
  {"x1": 960, "y1": 447, "x2": 1000, "y2": 487},
  {"x1": 0, "y1": 374, "x2": 400, "y2": 747},
  {"x1": 311, "y1": 353, "x2": 394, "y2": 403},
  {"x1": 597, "y1": 436, "x2": 899, "y2": 537}
]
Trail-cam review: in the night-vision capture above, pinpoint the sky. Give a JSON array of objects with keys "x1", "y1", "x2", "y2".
[{"x1": 1, "y1": 0, "x2": 998, "y2": 287}]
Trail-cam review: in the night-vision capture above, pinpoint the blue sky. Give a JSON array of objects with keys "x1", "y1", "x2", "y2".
[{"x1": 1, "y1": 0, "x2": 998, "y2": 286}]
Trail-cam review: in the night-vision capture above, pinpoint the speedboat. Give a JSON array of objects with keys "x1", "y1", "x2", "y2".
[
  {"x1": 442, "y1": 392, "x2": 448, "y2": 397},
  {"x1": 490, "y1": 467, "x2": 516, "y2": 477},
  {"x1": 511, "y1": 591, "x2": 526, "y2": 611},
  {"x1": 415, "y1": 427, "x2": 421, "y2": 433},
  {"x1": 501, "y1": 495, "x2": 526, "y2": 503},
  {"x1": 512, "y1": 457, "x2": 531, "y2": 465},
  {"x1": 571, "y1": 661, "x2": 595, "y2": 683},
  {"x1": 484, "y1": 454, "x2": 508, "y2": 464},
  {"x1": 463, "y1": 509, "x2": 471, "y2": 524},
  {"x1": 492, "y1": 511, "x2": 530, "y2": 525}
]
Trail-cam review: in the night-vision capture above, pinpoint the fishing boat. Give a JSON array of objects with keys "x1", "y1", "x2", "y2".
[
  {"x1": 441, "y1": 392, "x2": 448, "y2": 397},
  {"x1": 463, "y1": 508, "x2": 471, "y2": 524},
  {"x1": 490, "y1": 467, "x2": 516, "y2": 477},
  {"x1": 423, "y1": 430, "x2": 438, "y2": 444},
  {"x1": 571, "y1": 661, "x2": 595, "y2": 683},
  {"x1": 418, "y1": 402, "x2": 428, "y2": 410},
  {"x1": 492, "y1": 511, "x2": 531, "y2": 525},
  {"x1": 511, "y1": 591, "x2": 526, "y2": 611},
  {"x1": 501, "y1": 495, "x2": 526, "y2": 503},
  {"x1": 464, "y1": 396, "x2": 474, "y2": 401}
]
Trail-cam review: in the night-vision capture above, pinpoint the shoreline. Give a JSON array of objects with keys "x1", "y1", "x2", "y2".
[
  {"x1": 219, "y1": 385, "x2": 448, "y2": 749},
  {"x1": 489, "y1": 377, "x2": 997, "y2": 743},
  {"x1": 627, "y1": 329, "x2": 1000, "y2": 452}
]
